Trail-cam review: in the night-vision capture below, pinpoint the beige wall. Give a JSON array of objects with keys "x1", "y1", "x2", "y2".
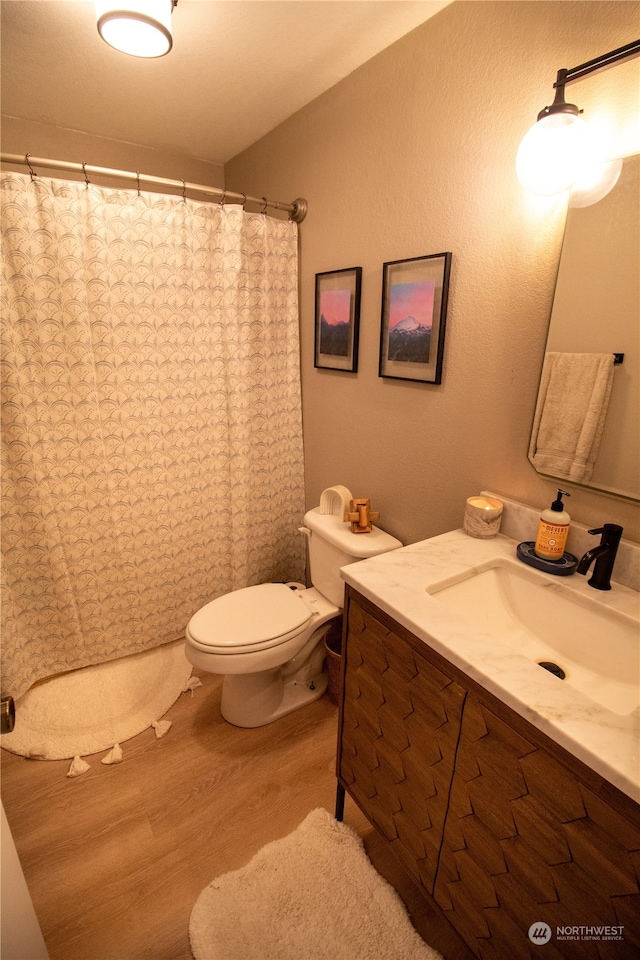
[
  {"x1": 226, "y1": 0, "x2": 640, "y2": 545},
  {"x1": 1, "y1": 116, "x2": 224, "y2": 194}
]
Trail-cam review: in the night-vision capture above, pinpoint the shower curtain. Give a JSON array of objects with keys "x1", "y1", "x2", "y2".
[{"x1": 1, "y1": 172, "x2": 306, "y2": 699}]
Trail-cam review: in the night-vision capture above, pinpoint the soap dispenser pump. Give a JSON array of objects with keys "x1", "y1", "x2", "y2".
[{"x1": 534, "y1": 490, "x2": 571, "y2": 561}]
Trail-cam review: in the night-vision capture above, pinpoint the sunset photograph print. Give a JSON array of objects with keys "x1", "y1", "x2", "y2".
[
  {"x1": 319, "y1": 288, "x2": 351, "y2": 356},
  {"x1": 387, "y1": 280, "x2": 435, "y2": 363}
]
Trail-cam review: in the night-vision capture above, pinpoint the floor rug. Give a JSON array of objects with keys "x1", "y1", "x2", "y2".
[
  {"x1": 1, "y1": 640, "x2": 194, "y2": 761},
  {"x1": 189, "y1": 807, "x2": 443, "y2": 960}
]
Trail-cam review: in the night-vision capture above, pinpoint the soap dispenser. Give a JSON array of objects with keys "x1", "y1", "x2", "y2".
[{"x1": 534, "y1": 490, "x2": 571, "y2": 561}]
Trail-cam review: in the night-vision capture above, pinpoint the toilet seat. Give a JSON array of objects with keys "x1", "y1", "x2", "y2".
[{"x1": 186, "y1": 582, "x2": 313, "y2": 656}]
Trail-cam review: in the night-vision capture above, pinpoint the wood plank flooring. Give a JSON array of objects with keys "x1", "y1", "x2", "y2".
[{"x1": 1, "y1": 670, "x2": 473, "y2": 960}]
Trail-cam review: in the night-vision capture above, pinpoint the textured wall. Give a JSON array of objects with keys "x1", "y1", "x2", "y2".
[
  {"x1": 226, "y1": 1, "x2": 640, "y2": 545},
  {"x1": 1, "y1": 116, "x2": 224, "y2": 194}
]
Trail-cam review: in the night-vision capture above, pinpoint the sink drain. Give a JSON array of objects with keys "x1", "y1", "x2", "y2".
[{"x1": 538, "y1": 661, "x2": 566, "y2": 680}]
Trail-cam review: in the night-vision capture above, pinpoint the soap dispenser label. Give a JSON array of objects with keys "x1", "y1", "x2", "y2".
[{"x1": 535, "y1": 522, "x2": 569, "y2": 559}]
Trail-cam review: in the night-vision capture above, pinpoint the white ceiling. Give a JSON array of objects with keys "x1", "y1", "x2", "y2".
[{"x1": 1, "y1": 1, "x2": 451, "y2": 165}]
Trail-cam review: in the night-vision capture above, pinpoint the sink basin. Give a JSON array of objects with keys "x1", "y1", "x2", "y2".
[{"x1": 427, "y1": 559, "x2": 640, "y2": 715}]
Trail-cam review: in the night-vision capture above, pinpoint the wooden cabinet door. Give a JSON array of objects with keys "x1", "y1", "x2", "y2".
[
  {"x1": 435, "y1": 695, "x2": 640, "y2": 960},
  {"x1": 338, "y1": 591, "x2": 466, "y2": 895}
]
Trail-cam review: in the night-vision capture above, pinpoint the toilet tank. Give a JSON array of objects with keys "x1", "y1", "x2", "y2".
[{"x1": 302, "y1": 508, "x2": 402, "y2": 607}]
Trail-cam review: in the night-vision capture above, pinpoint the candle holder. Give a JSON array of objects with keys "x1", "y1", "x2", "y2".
[{"x1": 464, "y1": 496, "x2": 503, "y2": 539}]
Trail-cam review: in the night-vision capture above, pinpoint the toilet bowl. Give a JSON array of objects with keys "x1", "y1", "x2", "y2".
[
  {"x1": 186, "y1": 582, "x2": 339, "y2": 727},
  {"x1": 185, "y1": 486, "x2": 402, "y2": 727}
]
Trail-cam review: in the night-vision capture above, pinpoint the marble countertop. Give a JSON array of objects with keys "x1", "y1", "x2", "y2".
[{"x1": 340, "y1": 528, "x2": 640, "y2": 803}]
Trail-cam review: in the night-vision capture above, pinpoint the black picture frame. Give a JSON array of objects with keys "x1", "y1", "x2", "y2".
[
  {"x1": 314, "y1": 267, "x2": 362, "y2": 372},
  {"x1": 379, "y1": 252, "x2": 452, "y2": 383}
]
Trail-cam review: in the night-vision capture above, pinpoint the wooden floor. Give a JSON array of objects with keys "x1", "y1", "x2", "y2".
[{"x1": 1, "y1": 670, "x2": 473, "y2": 960}]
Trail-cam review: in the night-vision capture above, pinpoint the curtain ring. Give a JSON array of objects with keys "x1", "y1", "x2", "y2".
[
  {"x1": 182, "y1": 179, "x2": 186, "y2": 202},
  {"x1": 219, "y1": 190, "x2": 226, "y2": 208},
  {"x1": 82, "y1": 162, "x2": 90, "y2": 186},
  {"x1": 261, "y1": 197, "x2": 268, "y2": 215},
  {"x1": 25, "y1": 154, "x2": 37, "y2": 182},
  {"x1": 240, "y1": 192, "x2": 247, "y2": 209},
  {"x1": 136, "y1": 171, "x2": 141, "y2": 196}
]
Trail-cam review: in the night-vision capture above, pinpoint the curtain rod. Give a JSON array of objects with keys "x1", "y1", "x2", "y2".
[{"x1": 0, "y1": 152, "x2": 308, "y2": 223}]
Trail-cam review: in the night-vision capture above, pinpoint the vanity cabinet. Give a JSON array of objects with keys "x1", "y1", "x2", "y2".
[
  {"x1": 338, "y1": 586, "x2": 466, "y2": 894},
  {"x1": 336, "y1": 587, "x2": 640, "y2": 959}
]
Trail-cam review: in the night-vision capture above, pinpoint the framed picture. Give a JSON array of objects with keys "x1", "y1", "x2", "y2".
[
  {"x1": 314, "y1": 267, "x2": 362, "y2": 372},
  {"x1": 379, "y1": 252, "x2": 452, "y2": 383}
]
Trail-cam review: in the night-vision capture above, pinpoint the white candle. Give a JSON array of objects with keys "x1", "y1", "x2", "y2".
[{"x1": 464, "y1": 496, "x2": 503, "y2": 539}]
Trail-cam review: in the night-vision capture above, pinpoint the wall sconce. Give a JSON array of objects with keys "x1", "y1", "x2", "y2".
[
  {"x1": 516, "y1": 39, "x2": 640, "y2": 202},
  {"x1": 96, "y1": 0, "x2": 177, "y2": 58}
]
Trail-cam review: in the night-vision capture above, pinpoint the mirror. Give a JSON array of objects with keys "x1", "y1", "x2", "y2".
[{"x1": 529, "y1": 154, "x2": 639, "y2": 501}]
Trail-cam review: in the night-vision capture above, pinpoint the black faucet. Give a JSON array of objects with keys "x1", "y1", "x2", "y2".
[{"x1": 576, "y1": 524, "x2": 623, "y2": 590}]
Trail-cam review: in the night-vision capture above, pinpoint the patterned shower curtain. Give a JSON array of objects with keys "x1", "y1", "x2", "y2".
[{"x1": 1, "y1": 172, "x2": 306, "y2": 699}]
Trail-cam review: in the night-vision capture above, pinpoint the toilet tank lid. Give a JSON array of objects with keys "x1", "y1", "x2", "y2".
[{"x1": 303, "y1": 508, "x2": 402, "y2": 558}]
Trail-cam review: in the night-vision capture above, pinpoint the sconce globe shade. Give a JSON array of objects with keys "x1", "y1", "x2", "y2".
[
  {"x1": 569, "y1": 156, "x2": 624, "y2": 208},
  {"x1": 516, "y1": 112, "x2": 593, "y2": 196},
  {"x1": 96, "y1": 0, "x2": 173, "y2": 58}
]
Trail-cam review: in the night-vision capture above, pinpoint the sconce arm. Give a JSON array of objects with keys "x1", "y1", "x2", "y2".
[{"x1": 554, "y1": 38, "x2": 640, "y2": 88}]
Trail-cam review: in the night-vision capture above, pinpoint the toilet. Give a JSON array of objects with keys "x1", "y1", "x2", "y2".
[{"x1": 184, "y1": 486, "x2": 402, "y2": 727}]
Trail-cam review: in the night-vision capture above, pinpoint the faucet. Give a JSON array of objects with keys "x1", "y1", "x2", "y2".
[{"x1": 576, "y1": 524, "x2": 623, "y2": 590}]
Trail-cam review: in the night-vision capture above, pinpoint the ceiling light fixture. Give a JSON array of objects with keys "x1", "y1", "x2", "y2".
[
  {"x1": 96, "y1": 1, "x2": 177, "y2": 58},
  {"x1": 516, "y1": 39, "x2": 640, "y2": 200}
]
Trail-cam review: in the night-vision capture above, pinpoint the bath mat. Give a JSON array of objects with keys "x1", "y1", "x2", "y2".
[
  {"x1": 189, "y1": 807, "x2": 443, "y2": 960},
  {"x1": 1, "y1": 640, "x2": 194, "y2": 761}
]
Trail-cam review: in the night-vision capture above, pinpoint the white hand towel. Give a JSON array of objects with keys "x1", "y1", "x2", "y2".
[{"x1": 529, "y1": 352, "x2": 615, "y2": 483}]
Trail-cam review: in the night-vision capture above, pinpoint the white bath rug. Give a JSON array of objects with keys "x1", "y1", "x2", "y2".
[
  {"x1": 1, "y1": 640, "x2": 193, "y2": 761},
  {"x1": 189, "y1": 807, "x2": 443, "y2": 960}
]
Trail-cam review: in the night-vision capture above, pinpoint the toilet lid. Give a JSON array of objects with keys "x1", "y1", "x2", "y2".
[{"x1": 187, "y1": 582, "x2": 313, "y2": 652}]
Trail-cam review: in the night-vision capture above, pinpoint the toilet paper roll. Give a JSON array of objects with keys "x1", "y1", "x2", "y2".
[
  {"x1": 464, "y1": 496, "x2": 503, "y2": 539},
  {"x1": 319, "y1": 485, "x2": 353, "y2": 516}
]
